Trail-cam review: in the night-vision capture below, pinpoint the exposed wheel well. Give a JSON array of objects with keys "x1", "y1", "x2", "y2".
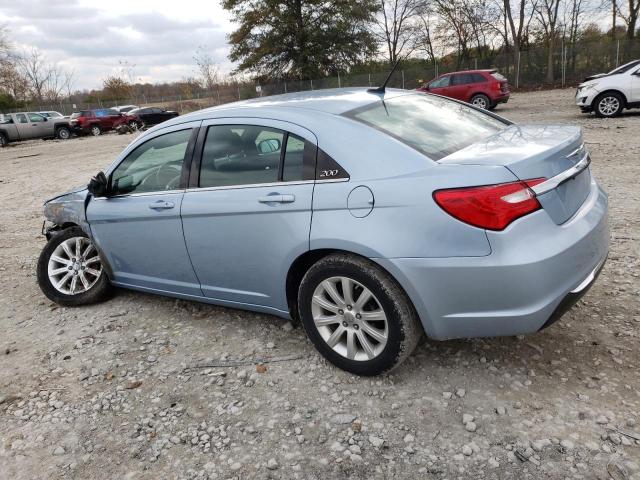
[
  {"x1": 285, "y1": 249, "x2": 417, "y2": 327},
  {"x1": 592, "y1": 90, "x2": 627, "y2": 108}
]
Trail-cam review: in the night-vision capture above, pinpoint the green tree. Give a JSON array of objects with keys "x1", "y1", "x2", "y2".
[{"x1": 222, "y1": 0, "x2": 379, "y2": 79}]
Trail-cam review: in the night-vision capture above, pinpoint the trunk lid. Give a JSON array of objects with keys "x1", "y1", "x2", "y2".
[{"x1": 439, "y1": 124, "x2": 591, "y2": 224}]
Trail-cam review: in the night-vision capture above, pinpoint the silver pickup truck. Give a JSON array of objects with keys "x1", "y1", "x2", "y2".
[{"x1": 0, "y1": 112, "x2": 72, "y2": 147}]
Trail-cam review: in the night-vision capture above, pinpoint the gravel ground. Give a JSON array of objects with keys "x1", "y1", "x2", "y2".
[{"x1": 1, "y1": 88, "x2": 639, "y2": 480}]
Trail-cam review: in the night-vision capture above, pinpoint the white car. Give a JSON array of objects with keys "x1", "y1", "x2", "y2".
[
  {"x1": 576, "y1": 59, "x2": 640, "y2": 117},
  {"x1": 113, "y1": 105, "x2": 138, "y2": 113}
]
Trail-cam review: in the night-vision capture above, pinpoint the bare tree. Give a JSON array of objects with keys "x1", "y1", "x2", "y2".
[
  {"x1": 535, "y1": 0, "x2": 562, "y2": 83},
  {"x1": 502, "y1": 0, "x2": 537, "y2": 85},
  {"x1": 616, "y1": 0, "x2": 640, "y2": 38},
  {"x1": 16, "y1": 48, "x2": 52, "y2": 103},
  {"x1": 194, "y1": 46, "x2": 220, "y2": 93},
  {"x1": 374, "y1": 0, "x2": 426, "y2": 65}
]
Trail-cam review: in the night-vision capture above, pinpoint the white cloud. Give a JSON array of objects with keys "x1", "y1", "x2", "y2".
[{"x1": 1, "y1": 0, "x2": 235, "y2": 90}]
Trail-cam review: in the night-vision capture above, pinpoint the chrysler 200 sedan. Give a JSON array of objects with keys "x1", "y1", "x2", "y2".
[{"x1": 37, "y1": 88, "x2": 609, "y2": 376}]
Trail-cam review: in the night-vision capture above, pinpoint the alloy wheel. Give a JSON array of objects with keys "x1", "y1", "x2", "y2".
[
  {"x1": 48, "y1": 237, "x2": 103, "y2": 295},
  {"x1": 598, "y1": 96, "x2": 619, "y2": 116},
  {"x1": 311, "y1": 276, "x2": 388, "y2": 361},
  {"x1": 91, "y1": 126, "x2": 101, "y2": 136},
  {"x1": 58, "y1": 129, "x2": 70, "y2": 140},
  {"x1": 472, "y1": 96, "x2": 488, "y2": 109}
]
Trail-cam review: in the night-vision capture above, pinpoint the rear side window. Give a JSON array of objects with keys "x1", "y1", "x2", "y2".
[
  {"x1": 344, "y1": 94, "x2": 507, "y2": 161},
  {"x1": 471, "y1": 73, "x2": 488, "y2": 83},
  {"x1": 451, "y1": 74, "x2": 473, "y2": 86},
  {"x1": 200, "y1": 125, "x2": 283, "y2": 188},
  {"x1": 429, "y1": 76, "x2": 450, "y2": 88},
  {"x1": 16, "y1": 114, "x2": 27, "y2": 123}
]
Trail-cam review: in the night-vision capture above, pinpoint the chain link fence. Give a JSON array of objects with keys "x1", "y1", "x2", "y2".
[{"x1": 6, "y1": 38, "x2": 639, "y2": 115}]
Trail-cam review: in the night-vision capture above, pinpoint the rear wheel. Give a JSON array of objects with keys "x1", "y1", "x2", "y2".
[
  {"x1": 56, "y1": 126, "x2": 71, "y2": 140},
  {"x1": 298, "y1": 254, "x2": 422, "y2": 376},
  {"x1": 594, "y1": 92, "x2": 624, "y2": 117},
  {"x1": 90, "y1": 125, "x2": 101, "y2": 136},
  {"x1": 470, "y1": 94, "x2": 490, "y2": 109},
  {"x1": 128, "y1": 121, "x2": 139, "y2": 130},
  {"x1": 37, "y1": 227, "x2": 112, "y2": 307},
  {"x1": 0, "y1": 133, "x2": 7, "y2": 147}
]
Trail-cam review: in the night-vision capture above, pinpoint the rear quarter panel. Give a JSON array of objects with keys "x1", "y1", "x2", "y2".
[{"x1": 308, "y1": 121, "x2": 520, "y2": 259}]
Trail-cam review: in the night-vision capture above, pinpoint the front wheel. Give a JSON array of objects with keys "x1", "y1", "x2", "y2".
[
  {"x1": 37, "y1": 227, "x2": 112, "y2": 306},
  {"x1": 470, "y1": 94, "x2": 490, "y2": 109},
  {"x1": 298, "y1": 254, "x2": 422, "y2": 376},
  {"x1": 594, "y1": 92, "x2": 624, "y2": 117}
]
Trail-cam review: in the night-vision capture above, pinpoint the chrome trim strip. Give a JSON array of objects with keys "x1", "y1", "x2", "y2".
[
  {"x1": 92, "y1": 189, "x2": 185, "y2": 200},
  {"x1": 185, "y1": 180, "x2": 315, "y2": 193},
  {"x1": 530, "y1": 153, "x2": 590, "y2": 196},
  {"x1": 570, "y1": 258, "x2": 605, "y2": 294},
  {"x1": 566, "y1": 143, "x2": 585, "y2": 158}
]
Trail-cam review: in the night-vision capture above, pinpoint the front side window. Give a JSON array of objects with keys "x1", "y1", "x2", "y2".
[
  {"x1": 111, "y1": 129, "x2": 192, "y2": 195},
  {"x1": 344, "y1": 94, "x2": 507, "y2": 161}
]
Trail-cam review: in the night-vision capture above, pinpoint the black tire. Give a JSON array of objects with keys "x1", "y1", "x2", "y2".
[
  {"x1": 0, "y1": 132, "x2": 7, "y2": 147},
  {"x1": 298, "y1": 254, "x2": 423, "y2": 376},
  {"x1": 56, "y1": 126, "x2": 71, "y2": 140},
  {"x1": 594, "y1": 92, "x2": 624, "y2": 118},
  {"x1": 470, "y1": 93, "x2": 491, "y2": 109},
  {"x1": 90, "y1": 125, "x2": 101, "y2": 136},
  {"x1": 37, "y1": 227, "x2": 113, "y2": 307}
]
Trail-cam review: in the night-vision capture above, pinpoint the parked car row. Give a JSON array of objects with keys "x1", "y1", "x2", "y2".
[
  {"x1": 0, "y1": 106, "x2": 179, "y2": 146},
  {"x1": 70, "y1": 107, "x2": 179, "y2": 136}
]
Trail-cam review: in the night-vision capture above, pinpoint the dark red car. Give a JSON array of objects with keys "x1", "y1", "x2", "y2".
[
  {"x1": 69, "y1": 108, "x2": 125, "y2": 136},
  {"x1": 416, "y1": 69, "x2": 510, "y2": 110}
]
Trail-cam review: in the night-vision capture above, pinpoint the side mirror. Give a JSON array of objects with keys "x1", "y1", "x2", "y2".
[
  {"x1": 257, "y1": 138, "x2": 281, "y2": 154},
  {"x1": 88, "y1": 171, "x2": 109, "y2": 197}
]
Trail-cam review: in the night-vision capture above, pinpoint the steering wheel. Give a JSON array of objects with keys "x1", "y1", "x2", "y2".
[{"x1": 153, "y1": 163, "x2": 181, "y2": 190}]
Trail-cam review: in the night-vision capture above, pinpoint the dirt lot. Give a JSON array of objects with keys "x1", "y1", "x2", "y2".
[{"x1": 0, "y1": 88, "x2": 639, "y2": 480}]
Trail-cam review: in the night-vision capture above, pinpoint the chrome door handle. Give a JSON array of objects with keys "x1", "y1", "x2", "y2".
[
  {"x1": 149, "y1": 200, "x2": 175, "y2": 210},
  {"x1": 258, "y1": 194, "x2": 296, "y2": 204}
]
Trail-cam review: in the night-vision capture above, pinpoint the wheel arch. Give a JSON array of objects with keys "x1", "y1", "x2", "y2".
[
  {"x1": 592, "y1": 89, "x2": 628, "y2": 108},
  {"x1": 285, "y1": 248, "x2": 425, "y2": 335}
]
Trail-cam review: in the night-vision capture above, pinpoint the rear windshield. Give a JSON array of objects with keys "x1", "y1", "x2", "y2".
[
  {"x1": 491, "y1": 71, "x2": 507, "y2": 81},
  {"x1": 344, "y1": 94, "x2": 507, "y2": 160}
]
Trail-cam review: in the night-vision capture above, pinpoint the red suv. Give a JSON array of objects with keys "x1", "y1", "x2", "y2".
[
  {"x1": 416, "y1": 69, "x2": 510, "y2": 110},
  {"x1": 69, "y1": 108, "x2": 125, "y2": 136}
]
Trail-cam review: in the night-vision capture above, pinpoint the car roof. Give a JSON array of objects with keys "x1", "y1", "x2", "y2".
[{"x1": 178, "y1": 87, "x2": 413, "y2": 120}]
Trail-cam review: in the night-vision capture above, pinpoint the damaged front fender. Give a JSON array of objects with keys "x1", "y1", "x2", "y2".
[{"x1": 43, "y1": 187, "x2": 91, "y2": 237}]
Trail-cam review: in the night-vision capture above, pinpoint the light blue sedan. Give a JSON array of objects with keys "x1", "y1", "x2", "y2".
[{"x1": 37, "y1": 88, "x2": 609, "y2": 375}]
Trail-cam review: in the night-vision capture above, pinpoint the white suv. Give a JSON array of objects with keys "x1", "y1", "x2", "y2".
[{"x1": 576, "y1": 59, "x2": 640, "y2": 117}]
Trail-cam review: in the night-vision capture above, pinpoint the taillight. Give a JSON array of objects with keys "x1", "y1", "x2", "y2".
[{"x1": 433, "y1": 178, "x2": 545, "y2": 231}]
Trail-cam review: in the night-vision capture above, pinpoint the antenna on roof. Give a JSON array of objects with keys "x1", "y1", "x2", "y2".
[{"x1": 367, "y1": 58, "x2": 401, "y2": 94}]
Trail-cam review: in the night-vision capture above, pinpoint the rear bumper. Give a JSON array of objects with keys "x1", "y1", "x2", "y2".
[
  {"x1": 375, "y1": 178, "x2": 609, "y2": 340},
  {"x1": 494, "y1": 93, "x2": 510, "y2": 104}
]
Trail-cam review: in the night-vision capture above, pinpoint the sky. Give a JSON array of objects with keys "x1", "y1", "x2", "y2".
[{"x1": 0, "y1": 0, "x2": 235, "y2": 90}]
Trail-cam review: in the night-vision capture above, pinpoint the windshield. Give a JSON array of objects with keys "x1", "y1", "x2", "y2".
[
  {"x1": 607, "y1": 60, "x2": 640, "y2": 74},
  {"x1": 343, "y1": 94, "x2": 507, "y2": 160}
]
